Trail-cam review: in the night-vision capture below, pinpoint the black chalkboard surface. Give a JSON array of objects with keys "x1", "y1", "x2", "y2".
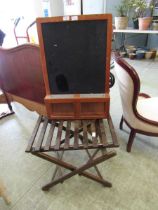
[{"x1": 41, "y1": 20, "x2": 107, "y2": 94}]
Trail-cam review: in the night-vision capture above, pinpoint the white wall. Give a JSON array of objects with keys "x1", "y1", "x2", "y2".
[
  {"x1": 83, "y1": 0, "x2": 105, "y2": 14},
  {"x1": 0, "y1": 0, "x2": 45, "y2": 47},
  {"x1": 106, "y1": 0, "x2": 121, "y2": 18},
  {"x1": 34, "y1": 0, "x2": 120, "y2": 18},
  {"x1": 33, "y1": 0, "x2": 43, "y2": 17},
  {"x1": 63, "y1": 0, "x2": 81, "y2": 15},
  {"x1": 0, "y1": 0, "x2": 121, "y2": 47},
  {"x1": 50, "y1": 0, "x2": 64, "y2": 16},
  {"x1": 61, "y1": 0, "x2": 106, "y2": 16}
]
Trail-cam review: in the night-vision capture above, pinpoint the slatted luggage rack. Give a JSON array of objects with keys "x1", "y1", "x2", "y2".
[{"x1": 26, "y1": 115, "x2": 119, "y2": 191}]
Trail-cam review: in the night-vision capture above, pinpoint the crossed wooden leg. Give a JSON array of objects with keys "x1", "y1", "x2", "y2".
[{"x1": 32, "y1": 149, "x2": 116, "y2": 191}]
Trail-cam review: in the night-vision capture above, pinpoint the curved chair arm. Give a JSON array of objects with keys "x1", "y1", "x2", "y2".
[{"x1": 139, "y1": 93, "x2": 151, "y2": 98}]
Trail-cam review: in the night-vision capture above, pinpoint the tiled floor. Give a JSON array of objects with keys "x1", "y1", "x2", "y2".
[{"x1": 0, "y1": 58, "x2": 158, "y2": 210}]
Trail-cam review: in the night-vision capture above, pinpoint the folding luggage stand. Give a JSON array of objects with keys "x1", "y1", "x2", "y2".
[{"x1": 26, "y1": 115, "x2": 119, "y2": 191}]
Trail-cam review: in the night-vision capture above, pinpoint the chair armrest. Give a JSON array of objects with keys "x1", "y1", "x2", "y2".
[{"x1": 139, "y1": 93, "x2": 151, "y2": 98}]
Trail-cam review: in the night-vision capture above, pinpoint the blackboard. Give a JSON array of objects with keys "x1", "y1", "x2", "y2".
[{"x1": 41, "y1": 20, "x2": 107, "y2": 94}]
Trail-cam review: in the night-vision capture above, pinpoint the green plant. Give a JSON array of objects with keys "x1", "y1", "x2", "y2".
[
  {"x1": 129, "y1": 0, "x2": 156, "y2": 18},
  {"x1": 116, "y1": 0, "x2": 131, "y2": 17}
]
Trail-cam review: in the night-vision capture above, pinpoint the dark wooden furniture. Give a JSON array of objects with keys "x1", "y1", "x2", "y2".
[
  {"x1": 0, "y1": 89, "x2": 14, "y2": 119},
  {"x1": 26, "y1": 115, "x2": 119, "y2": 190},
  {"x1": 0, "y1": 44, "x2": 47, "y2": 116},
  {"x1": 114, "y1": 52, "x2": 158, "y2": 152},
  {"x1": 37, "y1": 14, "x2": 112, "y2": 119}
]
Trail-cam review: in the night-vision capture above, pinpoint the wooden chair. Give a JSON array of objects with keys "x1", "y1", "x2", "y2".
[
  {"x1": 0, "y1": 89, "x2": 14, "y2": 119},
  {"x1": 0, "y1": 44, "x2": 46, "y2": 116},
  {"x1": 25, "y1": 115, "x2": 119, "y2": 190},
  {"x1": 114, "y1": 52, "x2": 158, "y2": 152}
]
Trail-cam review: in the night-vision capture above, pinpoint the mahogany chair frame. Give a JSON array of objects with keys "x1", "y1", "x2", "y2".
[
  {"x1": 0, "y1": 44, "x2": 47, "y2": 117},
  {"x1": 0, "y1": 89, "x2": 14, "y2": 120},
  {"x1": 114, "y1": 52, "x2": 158, "y2": 152}
]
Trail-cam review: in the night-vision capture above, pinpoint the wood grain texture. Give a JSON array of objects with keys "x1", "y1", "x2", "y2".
[
  {"x1": 0, "y1": 44, "x2": 46, "y2": 104},
  {"x1": 26, "y1": 116, "x2": 119, "y2": 152}
]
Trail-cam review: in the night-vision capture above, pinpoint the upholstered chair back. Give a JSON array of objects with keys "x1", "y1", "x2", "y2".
[{"x1": 114, "y1": 57, "x2": 140, "y2": 129}]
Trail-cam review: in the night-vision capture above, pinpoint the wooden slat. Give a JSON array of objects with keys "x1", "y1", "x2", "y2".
[
  {"x1": 41, "y1": 143, "x2": 118, "y2": 151},
  {"x1": 44, "y1": 121, "x2": 56, "y2": 150},
  {"x1": 54, "y1": 121, "x2": 63, "y2": 150},
  {"x1": 25, "y1": 115, "x2": 43, "y2": 152},
  {"x1": 91, "y1": 121, "x2": 98, "y2": 147},
  {"x1": 64, "y1": 121, "x2": 71, "y2": 149},
  {"x1": 82, "y1": 121, "x2": 88, "y2": 148},
  {"x1": 98, "y1": 119, "x2": 108, "y2": 146},
  {"x1": 108, "y1": 115, "x2": 119, "y2": 146},
  {"x1": 74, "y1": 120, "x2": 79, "y2": 149},
  {"x1": 96, "y1": 120, "x2": 102, "y2": 144},
  {"x1": 26, "y1": 116, "x2": 119, "y2": 152},
  {"x1": 34, "y1": 117, "x2": 49, "y2": 151}
]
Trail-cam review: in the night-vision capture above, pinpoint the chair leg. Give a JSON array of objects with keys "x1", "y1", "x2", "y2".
[
  {"x1": 0, "y1": 90, "x2": 14, "y2": 120},
  {"x1": 0, "y1": 180, "x2": 11, "y2": 205},
  {"x1": 127, "y1": 129, "x2": 136, "y2": 153},
  {"x1": 119, "y1": 116, "x2": 124, "y2": 130}
]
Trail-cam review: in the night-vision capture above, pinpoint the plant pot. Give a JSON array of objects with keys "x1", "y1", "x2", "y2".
[
  {"x1": 145, "y1": 51, "x2": 153, "y2": 59},
  {"x1": 120, "y1": 51, "x2": 126, "y2": 57},
  {"x1": 150, "y1": 49, "x2": 157, "y2": 59},
  {"x1": 115, "y1": 17, "x2": 128, "y2": 30},
  {"x1": 132, "y1": 18, "x2": 139, "y2": 29},
  {"x1": 138, "y1": 17, "x2": 152, "y2": 30},
  {"x1": 152, "y1": 20, "x2": 158, "y2": 30},
  {"x1": 136, "y1": 50, "x2": 145, "y2": 59},
  {"x1": 128, "y1": 53, "x2": 136, "y2": 59},
  {"x1": 126, "y1": 47, "x2": 136, "y2": 54}
]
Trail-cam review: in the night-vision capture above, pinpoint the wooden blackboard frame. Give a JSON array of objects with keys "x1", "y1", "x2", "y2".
[{"x1": 37, "y1": 14, "x2": 112, "y2": 119}]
